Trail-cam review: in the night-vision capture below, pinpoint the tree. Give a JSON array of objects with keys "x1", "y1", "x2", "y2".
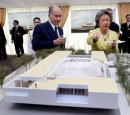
[
  {"x1": 12, "y1": 57, "x2": 23, "y2": 74},
  {"x1": 65, "y1": 46, "x2": 75, "y2": 54},
  {"x1": 20, "y1": 55, "x2": 33, "y2": 70},
  {"x1": 0, "y1": 65, "x2": 10, "y2": 88},
  {"x1": 115, "y1": 53, "x2": 130, "y2": 95},
  {"x1": 35, "y1": 50, "x2": 43, "y2": 63},
  {"x1": 74, "y1": 49, "x2": 86, "y2": 55}
]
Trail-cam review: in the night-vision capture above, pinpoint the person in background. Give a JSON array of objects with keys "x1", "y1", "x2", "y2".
[
  {"x1": 105, "y1": 8, "x2": 119, "y2": 32},
  {"x1": 32, "y1": 6, "x2": 66, "y2": 51},
  {"x1": 11, "y1": 20, "x2": 25, "y2": 57},
  {"x1": 121, "y1": 14, "x2": 130, "y2": 53},
  {"x1": 87, "y1": 9, "x2": 119, "y2": 53},
  {"x1": 0, "y1": 25, "x2": 7, "y2": 60},
  {"x1": 27, "y1": 17, "x2": 41, "y2": 57}
]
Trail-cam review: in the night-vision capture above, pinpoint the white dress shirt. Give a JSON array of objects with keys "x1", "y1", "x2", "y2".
[
  {"x1": 49, "y1": 20, "x2": 60, "y2": 37},
  {"x1": 127, "y1": 22, "x2": 130, "y2": 27}
]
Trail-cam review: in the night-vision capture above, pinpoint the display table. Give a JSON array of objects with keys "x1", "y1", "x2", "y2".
[
  {"x1": 1, "y1": 51, "x2": 130, "y2": 114},
  {"x1": 0, "y1": 100, "x2": 121, "y2": 115},
  {"x1": 1, "y1": 68, "x2": 130, "y2": 115}
]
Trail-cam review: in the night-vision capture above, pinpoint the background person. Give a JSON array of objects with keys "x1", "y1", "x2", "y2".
[
  {"x1": 121, "y1": 14, "x2": 130, "y2": 53},
  {"x1": 27, "y1": 17, "x2": 41, "y2": 57},
  {"x1": 11, "y1": 20, "x2": 25, "y2": 57},
  {"x1": 0, "y1": 25, "x2": 7, "y2": 60}
]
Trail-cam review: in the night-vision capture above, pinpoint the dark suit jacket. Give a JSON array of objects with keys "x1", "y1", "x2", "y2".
[
  {"x1": 32, "y1": 21, "x2": 63, "y2": 51},
  {"x1": 95, "y1": 21, "x2": 119, "y2": 33},
  {"x1": 0, "y1": 26, "x2": 6, "y2": 46},
  {"x1": 121, "y1": 23, "x2": 130, "y2": 41},
  {"x1": 11, "y1": 26, "x2": 25, "y2": 43}
]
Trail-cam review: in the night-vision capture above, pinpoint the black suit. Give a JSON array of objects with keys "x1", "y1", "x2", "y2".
[
  {"x1": 0, "y1": 26, "x2": 7, "y2": 60},
  {"x1": 32, "y1": 21, "x2": 63, "y2": 51},
  {"x1": 121, "y1": 23, "x2": 130, "y2": 53},
  {"x1": 11, "y1": 26, "x2": 25, "y2": 57}
]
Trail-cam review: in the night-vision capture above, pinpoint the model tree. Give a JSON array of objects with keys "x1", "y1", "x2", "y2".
[
  {"x1": 115, "y1": 53, "x2": 130, "y2": 104},
  {"x1": 74, "y1": 49, "x2": 86, "y2": 55},
  {"x1": 12, "y1": 57, "x2": 23, "y2": 74},
  {"x1": 65, "y1": 46, "x2": 75, "y2": 54},
  {"x1": 35, "y1": 50, "x2": 43, "y2": 63},
  {"x1": 20, "y1": 55, "x2": 33, "y2": 70}
]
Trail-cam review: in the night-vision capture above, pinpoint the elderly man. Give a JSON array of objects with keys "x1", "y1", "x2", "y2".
[{"x1": 32, "y1": 6, "x2": 66, "y2": 51}]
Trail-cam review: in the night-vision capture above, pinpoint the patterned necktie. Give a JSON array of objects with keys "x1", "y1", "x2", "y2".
[{"x1": 54, "y1": 26, "x2": 58, "y2": 38}]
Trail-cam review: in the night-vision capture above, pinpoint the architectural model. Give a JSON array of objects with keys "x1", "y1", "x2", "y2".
[{"x1": 3, "y1": 51, "x2": 119, "y2": 109}]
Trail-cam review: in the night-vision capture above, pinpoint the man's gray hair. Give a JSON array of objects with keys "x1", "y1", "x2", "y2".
[
  {"x1": 48, "y1": 6, "x2": 54, "y2": 16},
  {"x1": 48, "y1": 6, "x2": 61, "y2": 16},
  {"x1": 95, "y1": 9, "x2": 112, "y2": 26}
]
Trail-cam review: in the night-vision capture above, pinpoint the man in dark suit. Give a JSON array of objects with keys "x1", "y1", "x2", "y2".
[
  {"x1": 11, "y1": 20, "x2": 25, "y2": 57},
  {"x1": 0, "y1": 25, "x2": 7, "y2": 60},
  {"x1": 121, "y1": 14, "x2": 130, "y2": 53},
  {"x1": 32, "y1": 6, "x2": 66, "y2": 51}
]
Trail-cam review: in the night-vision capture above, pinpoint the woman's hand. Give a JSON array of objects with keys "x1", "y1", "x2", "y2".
[
  {"x1": 111, "y1": 40, "x2": 116, "y2": 49},
  {"x1": 92, "y1": 33, "x2": 99, "y2": 42}
]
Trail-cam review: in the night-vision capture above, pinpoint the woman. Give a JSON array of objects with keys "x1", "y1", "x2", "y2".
[
  {"x1": 87, "y1": 10, "x2": 119, "y2": 53},
  {"x1": 0, "y1": 25, "x2": 7, "y2": 60}
]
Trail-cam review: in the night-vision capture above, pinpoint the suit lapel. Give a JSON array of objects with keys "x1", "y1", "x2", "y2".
[
  {"x1": 97, "y1": 28, "x2": 107, "y2": 50},
  {"x1": 108, "y1": 29, "x2": 116, "y2": 41},
  {"x1": 124, "y1": 23, "x2": 127, "y2": 29},
  {"x1": 58, "y1": 27, "x2": 62, "y2": 36},
  {"x1": 17, "y1": 26, "x2": 19, "y2": 32},
  {"x1": 12, "y1": 27, "x2": 15, "y2": 34},
  {"x1": 46, "y1": 21, "x2": 58, "y2": 39}
]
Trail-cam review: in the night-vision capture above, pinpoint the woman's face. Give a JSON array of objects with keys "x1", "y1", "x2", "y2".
[{"x1": 99, "y1": 14, "x2": 110, "y2": 30}]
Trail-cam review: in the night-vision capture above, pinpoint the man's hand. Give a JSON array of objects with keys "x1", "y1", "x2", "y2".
[
  {"x1": 17, "y1": 32, "x2": 20, "y2": 36},
  {"x1": 53, "y1": 38, "x2": 66, "y2": 45}
]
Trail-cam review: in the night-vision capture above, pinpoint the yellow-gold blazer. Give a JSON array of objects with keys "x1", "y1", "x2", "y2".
[{"x1": 87, "y1": 28, "x2": 119, "y2": 53}]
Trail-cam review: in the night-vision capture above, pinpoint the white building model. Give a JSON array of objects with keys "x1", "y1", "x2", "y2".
[{"x1": 3, "y1": 51, "x2": 119, "y2": 109}]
